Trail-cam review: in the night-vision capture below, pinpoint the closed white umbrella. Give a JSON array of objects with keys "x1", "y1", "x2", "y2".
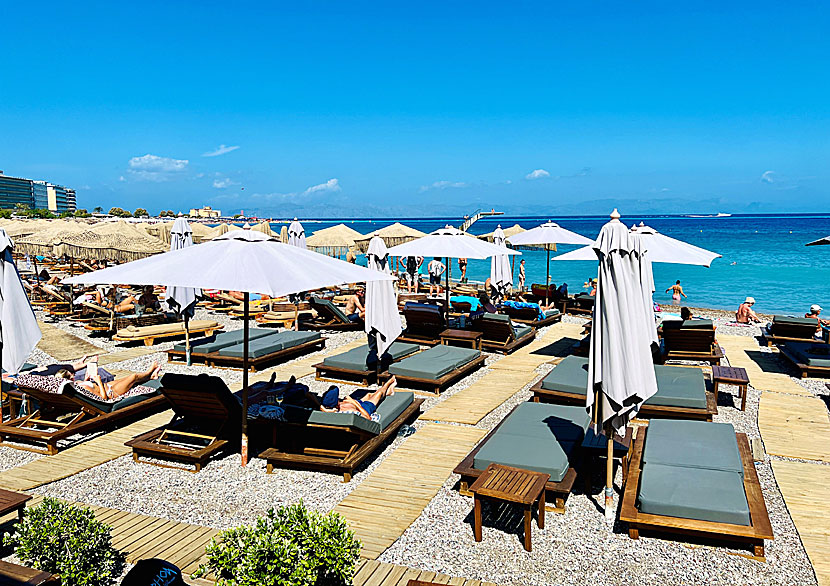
[
  {"x1": 507, "y1": 221, "x2": 593, "y2": 305},
  {"x1": 288, "y1": 218, "x2": 306, "y2": 249},
  {"x1": 805, "y1": 235, "x2": 830, "y2": 246},
  {"x1": 166, "y1": 218, "x2": 200, "y2": 365},
  {"x1": 65, "y1": 230, "x2": 395, "y2": 465},
  {"x1": 365, "y1": 236, "x2": 402, "y2": 356},
  {"x1": 587, "y1": 210, "x2": 659, "y2": 522},
  {"x1": 490, "y1": 225, "x2": 512, "y2": 298}
]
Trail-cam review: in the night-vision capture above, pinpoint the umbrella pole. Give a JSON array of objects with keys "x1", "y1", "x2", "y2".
[
  {"x1": 241, "y1": 293, "x2": 250, "y2": 466},
  {"x1": 545, "y1": 247, "x2": 550, "y2": 306},
  {"x1": 445, "y1": 257, "x2": 450, "y2": 314},
  {"x1": 605, "y1": 423, "x2": 615, "y2": 523},
  {"x1": 184, "y1": 314, "x2": 191, "y2": 366}
]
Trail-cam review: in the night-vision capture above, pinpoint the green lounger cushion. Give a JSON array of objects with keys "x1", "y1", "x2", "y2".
[
  {"x1": 272, "y1": 330, "x2": 322, "y2": 349},
  {"x1": 784, "y1": 342, "x2": 830, "y2": 367},
  {"x1": 497, "y1": 402, "x2": 590, "y2": 443},
  {"x1": 773, "y1": 315, "x2": 818, "y2": 327},
  {"x1": 484, "y1": 312, "x2": 510, "y2": 323},
  {"x1": 322, "y1": 342, "x2": 419, "y2": 370},
  {"x1": 474, "y1": 432, "x2": 576, "y2": 482},
  {"x1": 173, "y1": 328, "x2": 274, "y2": 353},
  {"x1": 374, "y1": 391, "x2": 415, "y2": 430},
  {"x1": 638, "y1": 463, "x2": 750, "y2": 525},
  {"x1": 311, "y1": 296, "x2": 350, "y2": 323},
  {"x1": 389, "y1": 345, "x2": 480, "y2": 380},
  {"x1": 644, "y1": 419, "x2": 743, "y2": 475},
  {"x1": 661, "y1": 318, "x2": 713, "y2": 330},
  {"x1": 218, "y1": 331, "x2": 321, "y2": 358},
  {"x1": 540, "y1": 356, "x2": 707, "y2": 410},
  {"x1": 544, "y1": 309, "x2": 560, "y2": 318},
  {"x1": 514, "y1": 324, "x2": 534, "y2": 339},
  {"x1": 281, "y1": 406, "x2": 381, "y2": 435}
]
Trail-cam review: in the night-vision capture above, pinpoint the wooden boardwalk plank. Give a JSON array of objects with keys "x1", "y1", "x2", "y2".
[
  {"x1": 719, "y1": 335, "x2": 811, "y2": 395},
  {"x1": 36, "y1": 321, "x2": 102, "y2": 360},
  {"x1": 759, "y1": 392, "x2": 830, "y2": 462}
]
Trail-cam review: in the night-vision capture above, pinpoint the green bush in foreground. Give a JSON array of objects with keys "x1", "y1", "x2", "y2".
[
  {"x1": 193, "y1": 502, "x2": 361, "y2": 586},
  {"x1": 3, "y1": 498, "x2": 125, "y2": 586}
]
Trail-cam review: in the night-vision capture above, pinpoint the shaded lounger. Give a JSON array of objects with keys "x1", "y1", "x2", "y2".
[
  {"x1": 474, "y1": 312, "x2": 536, "y2": 354},
  {"x1": 209, "y1": 330, "x2": 325, "y2": 371},
  {"x1": 660, "y1": 319, "x2": 724, "y2": 365},
  {"x1": 126, "y1": 373, "x2": 241, "y2": 472},
  {"x1": 778, "y1": 341, "x2": 830, "y2": 378},
  {"x1": 531, "y1": 356, "x2": 717, "y2": 420},
  {"x1": 260, "y1": 391, "x2": 424, "y2": 481},
  {"x1": 112, "y1": 320, "x2": 222, "y2": 346},
  {"x1": 167, "y1": 327, "x2": 280, "y2": 364},
  {"x1": 398, "y1": 302, "x2": 447, "y2": 345},
  {"x1": 620, "y1": 419, "x2": 773, "y2": 558},
  {"x1": 299, "y1": 297, "x2": 363, "y2": 331},
  {"x1": 379, "y1": 345, "x2": 485, "y2": 395},
  {"x1": 454, "y1": 402, "x2": 589, "y2": 512},
  {"x1": 314, "y1": 341, "x2": 421, "y2": 385},
  {"x1": 760, "y1": 316, "x2": 824, "y2": 347},
  {"x1": 0, "y1": 374, "x2": 166, "y2": 455},
  {"x1": 501, "y1": 304, "x2": 563, "y2": 327}
]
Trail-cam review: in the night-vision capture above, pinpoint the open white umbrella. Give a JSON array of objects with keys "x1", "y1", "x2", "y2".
[
  {"x1": 490, "y1": 225, "x2": 512, "y2": 298},
  {"x1": 165, "y1": 218, "x2": 200, "y2": 365},
  {"x1": 65, "y1": 230, "x2": 395, "y2": 465},
  {"x1": 1, "y1": 228, "x2": 42, "y2": 397},
  {"x1": 507, "y1": 221, "x2": 593, "y2": 305},
  {"x1": 587, "y1": 211, "x2": 659, "y2": 522},
  {"x1": 365, "y1": 236, "x2": 402, "y2": 357},
  {"x1": 288, "y1": 218, "x2": 306, "y2": 249},
  {"x1": 388, "y1": 226, "x2": 520, "y2": 308}
]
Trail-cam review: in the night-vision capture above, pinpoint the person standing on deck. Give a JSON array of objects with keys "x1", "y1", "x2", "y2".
[{"x1": 427, "y1": 257, "x2": 446, "y2": 296}]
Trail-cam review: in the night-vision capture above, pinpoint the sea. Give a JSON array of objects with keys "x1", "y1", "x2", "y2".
[{"x1": 258, "y1": 214, "x2": 830, "y2": 317}]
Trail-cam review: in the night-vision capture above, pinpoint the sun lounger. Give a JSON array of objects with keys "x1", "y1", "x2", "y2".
[
  {"x1": 660, "y1": 320, "x2": 724, "y2": 365},
  {"x1": 255, "y1": 309, "x2": 315, "y2": 328},
  {"x1": 778, "y1": 341, "x2": 830, "y2": 378},
  {"x1": 379, "y1": 345, "x2": 485, "y2": 395},
  {"x1": 299, "y1": 296, "x2": 363, "y2": 331},
  {"x1": 112, "y1": 320, "x2": 222, "y2": 346},
  {"x1": 398, "y1": 302, "x2": 447, "y2": 345},
  {"x1": 210, "y1": 330, "x2": 325, "y2": 371},
  {"x1": 454, "y1": 402, "x2": 589, "y2": 512},
  {"x1": 259, "y1": 391, "x2": 424, "y2": 481},
  {"x1": 568, "y1": 293, "x2": 595, "y2": 315},
  {"x1": 167, "y1": 327, "x2": 277, "y2": 364},
  {"x1": 531, "y1": 356, "x2": 717, "y2": 420},
  {"x1": 0, "y1": 374, "x2": 167, "y2": 455},
  {"x1": 620, "y1": 420, "x2": 773, "y2": 558},
  {"x1": 126, "y1": 373, "x2": 241, "y2": 472},
  {"x1": 501, "y1": 303, "x2": 563, "y2": 327},
  {"x1": 314, "y1": 341, "x2": 421, "y2": 385},
  {"x1": 760, "y1": 315, "x2": 823, "y2": 346},
  {"x1": 473, "y1": 313, "x2": 536, "y2": 353}
]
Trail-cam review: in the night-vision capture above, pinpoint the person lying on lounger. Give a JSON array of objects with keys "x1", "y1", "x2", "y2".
[
  {"x1": 344, "y1": 288, "x2": 365, "y2": 322},
  {"x1": 56, "y1": 361, "x2": 161, "y2": 400},
  {"x1": 97, "y1": 286, "x2": 137, "y2": 313},
  {"x1": 317, "y1": 376, "x2": 398, "y2": 420},
  {"x1": 30, "y1": 355, "x2": 114, "y2": 383}
]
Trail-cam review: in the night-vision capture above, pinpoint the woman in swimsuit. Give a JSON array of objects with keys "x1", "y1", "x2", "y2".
[
  {"x1": 319, "y1": 376, "x2": 398, "y2": 420},
  {"x1": 56, "y1": 361, "x2": 161, "y2": 400},
  {"x1": 665, "y1": 280, "x2": 687, "y2": 304}
]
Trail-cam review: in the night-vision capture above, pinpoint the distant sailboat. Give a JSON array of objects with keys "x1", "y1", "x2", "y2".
[{"x1": 687, "y1": 212, "x2": 732, "y2": 218}]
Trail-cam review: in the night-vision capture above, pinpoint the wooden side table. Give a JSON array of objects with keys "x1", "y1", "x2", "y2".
[
  {"x1": 439, "y1": 328, "x2": 483, "y2": 351},
  {"x1": 469, "y1": 463, "x2": 549, "y2": 552},
  {"x1": 0, "y1": 488, "x2": 30, "y2": 521},
  {"x1": 712, "y1": 365, "x2": 749, "y2": 411},
  {"x1": 0, "y1": 561, "x2": 59, "y2": 585}
]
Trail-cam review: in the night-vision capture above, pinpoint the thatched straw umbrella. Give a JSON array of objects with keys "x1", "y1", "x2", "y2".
[
  {"x1": 353, "y1": 222, "x2": 427, "y2": 253},
  {"x1": 2, "y1": 219, "x2": 55, "y2": 238},
  {"x1": 279, "y1": 225, "x2": 289, "y2": 243},
  {"x1": 53, "y1": 221, "x2": 167, "y2": 262},
  {"x1": 14, "y1": 220, "x2": 91, "y2": 256},
  {"x1": 202, "y1": 223, "x2": 241, "y2": 241},
  {"x1": 252, "y1": 221, "x2": 277, "y2": 238},
  {"x1": 478, "y1": 223, "x2": 526, "y2": 242},
  {"x1": 305, "y1": 224, "x2": 363, "y2": 257}
]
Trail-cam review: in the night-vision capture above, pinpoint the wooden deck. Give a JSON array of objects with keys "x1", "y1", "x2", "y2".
[
  {"x1": 758, "y1": 392, "x2": 830, "y2": 462},
  {"x1": 771, "y1": 460, "x2": 830, "y2": 586},
  {"x1": 351, "y1": 559, "x2": 499, "y2": 586},
  {"x1": 36, "y1": 321, "x2": 102, "y2": 361},
  {"x1": 718, "y1": 335, "x2": 812, "y2": 395},
  {"x1": 333, "y1": 423, "x2": 486, "y2": 559},
  {"x1": 488, "y1": 322, "x2": 584, "y2": 373},
  {"x1": 0, "y1": 411, "x2": 172, "y2": 491}
]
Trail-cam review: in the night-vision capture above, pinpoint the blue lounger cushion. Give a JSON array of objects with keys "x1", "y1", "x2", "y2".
[
  {"x1": 638, "y1": 463, "x2": 750, "y2": 525},
  {"x1": 643, "y1": 419, "x2": 743, "y2": 475},
  {"x1": 389, "y1": 345, "x2": 480, "y2": 380},
  {"x1": 173, "y1": 328, "x2": 275, "y2": 353},
  {"x1": 322, "y1": 342, "x2": 419, "y2": 370}
]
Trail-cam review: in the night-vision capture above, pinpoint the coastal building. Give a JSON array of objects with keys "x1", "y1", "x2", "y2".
[
  {"x1": 189, "y1": 205, "x2": 221, "y2": 218},
  {"x1": 0, "y1": 171, "x2": 76, "y2": 213}
]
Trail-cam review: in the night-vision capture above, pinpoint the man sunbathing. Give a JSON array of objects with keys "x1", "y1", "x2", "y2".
[
  {"x1": 56, "y1": 361, "x2": 161, "y2": 400},
  {"x1": 344, "y1": 288, "x2": 365, "y2": 322},
  {"x1": 318, "y1": 376, "x2": 397, "y2": 420},
  {"x1": 736, "y1": 296, "x2": 762, "y2": 324}
]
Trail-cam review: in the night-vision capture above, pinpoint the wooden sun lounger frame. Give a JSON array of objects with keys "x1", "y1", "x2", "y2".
[
  {"x1": 476, "y1": 319, "x2": 536, "y2": 354},
  {"x1": 113, "y1": 323, "x2": 223, "y2": 347},
  {"x1": 313, "y1": 348, "x2": 422, "y2": 386},
  {"x1": 529, "y1": 378, "x2": 718, "y2": 421},
  {"x1": 662, "y1": 343, "x2": 725, "y2": 366},
  {"x1": 0, "y1": 386, "x2": 168, "y2": 455},
  {"x1": 259, "y1": 398, "x2": 424, "y2": 482},
  {"x1": 378, "y1": 353, "x2": 486, "y2": 396},
  {"x1": 453, "y1": 403, "x2": 578, "y2": 513},
  {"x1": 502, "y1": 307, "x2": 564, "y2": 327},
  {"x1": 776, "y1": 344, "x2": 830, "y2": 378},
  {"x1": 660, "y1": 327, "x2": 724, "y2": 365},
  {"x1": 167, "y1": 336, "x2": 325, "y2": 372},
  {"x1": 566, "y1": 296, "x2": 594, "y2": 316},
  {"x1": 620, "y1": 427, "x2": 773, "y2": 559}
]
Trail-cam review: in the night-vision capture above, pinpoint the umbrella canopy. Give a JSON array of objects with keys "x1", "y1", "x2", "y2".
[
  {"x1": 52, "y1": 221, "x2": 167, "y2": 262},
  {"x1": 203, "y1": 223, "x2": 241, "y2": 241},
  {"x1": 306, "y1": 224, "x2": 363, "y2": 256},
  {"x1": 806, "y1": 235, "x2": 830, "y2": 246},
  {"x1": 1, "y1": 219, "x2": 55, "y2": 238},
  {"x1": 278, "y1": 226, "x2": 288, "y2": 244},
  {"x1": 489, "y1": 226, "x2": 512, "y2": 295},
  {"x1": 251, "y1": 221, "x2": 276, "y2": 238},
  {"x1": 353, "y1": 222, "x2": 427, "y2": 252},
  {"x1": 365, "y1": 236, "x2": 402, "y2": 356},
  {"x1": 14, "y1": 220, "x2": 91, "y2": 256},
  {"x1": 554, "y1": 223, "x2": 721, "y2": 267},
  {"x1": 478, "y1": 223, "x2": 526, "y2": 243},
  {"x1": 0, "y1": 229, "x2": 42, "y2": 375},
  {"x1": 165, "y1": 218, "x2": 200, "y2": 314},
  {"x1": 287, "y1": 219, "x2": 306, "y2": 249},
  {"x1": 506, "y1": 221, "x2": 593, "y2": 249},
  {"x1": 387, "y1": 226, "x2": 521, "y2": 260}
]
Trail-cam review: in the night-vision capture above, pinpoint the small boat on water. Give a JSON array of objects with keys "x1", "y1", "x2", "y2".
[{"x1": 687, "y1": 212, "x2": 732, "y2": 218}]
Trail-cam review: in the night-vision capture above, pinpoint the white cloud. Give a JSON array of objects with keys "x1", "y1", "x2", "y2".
[
  {"x1": 302, "y1": 178, "x2": 341, "y2": 196},
  {"x1": 419, "y1": 180, "x2": 469, "y2": 192},
  {"x1": 118, "y1": 176, "x2": 126, "y2": 182},
  {"x1": 525, "y1": 169, "x2": 550, "y2": 180},
  {"x1": 212, "y1": 177, "x2": 238, "y2": 189},
  {"x1": 202, "y1": 144, "x2": 240, "y2": 157},
  {"x1": 760, "y1": 170, "x2": 776, "y2": 184},
  {"x1": 126, "y1": 154, "x2": 189, "y2": 182}
]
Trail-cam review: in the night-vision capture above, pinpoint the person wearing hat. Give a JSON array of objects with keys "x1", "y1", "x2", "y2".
[
  {"x1": 736, "y1": 296, "x2": 762, "y2": 324},
  {"x1": 319, "y1": 376, "x2": 398, "y2": 420},
  {"x1": 805, "y1": 304, "x2": 830, "y2": 332}
]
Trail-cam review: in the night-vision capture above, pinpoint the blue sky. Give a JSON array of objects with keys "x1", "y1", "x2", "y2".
[{"x1": 1, "y1": 1, "x2": 827, "y2": 216}]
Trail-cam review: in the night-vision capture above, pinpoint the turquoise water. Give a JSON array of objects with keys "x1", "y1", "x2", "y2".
[{"x1": 264, "y1": 215, "x2": 830, "y2": 317}]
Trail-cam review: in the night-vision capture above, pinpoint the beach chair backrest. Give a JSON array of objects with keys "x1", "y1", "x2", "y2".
[
  {"x1": 771, "y1": 316, "x2": 819, "y2": 339},
  {"x1": 662, "y1": 327, "x2": 715, "y2": 353},
  {"x1": 476, "y1": 312, "x2": 516, "y2": 343},
  {"x1": 310, "y1": 296, "x2": 350, "y2": 323},
  {"x1": 403, "y1": 302, "x2": 446, "y2": 336},
  {"x1": 451, "y1": 300, "x2": 472, "y2": 313},
  {"x1": 159, "y1": 373, "x2": 241, "y2": 424},
  {"x1": 503, "y1": 305, "x2": 537, "y2": 321}
]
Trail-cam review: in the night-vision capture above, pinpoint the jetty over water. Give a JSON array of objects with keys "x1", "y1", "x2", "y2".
[{"x1": 458, "y1": 208, "x2": 504, "y2": 232}]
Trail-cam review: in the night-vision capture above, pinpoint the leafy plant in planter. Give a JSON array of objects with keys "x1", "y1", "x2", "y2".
[
  {"x1": 3, "y1": 498, "x2": 125, "y2": 586},
  {"x1": 193, "y1": 501, "x2": 361, "y2": 586}
]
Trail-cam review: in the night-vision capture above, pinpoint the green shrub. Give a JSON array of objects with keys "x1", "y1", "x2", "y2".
[
  {"x1": 193, "y1": 501, "x2": 361, "y2": 586},
  {"x1": 3, "y1": 498, "x2": 125, "y2": 586}
]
